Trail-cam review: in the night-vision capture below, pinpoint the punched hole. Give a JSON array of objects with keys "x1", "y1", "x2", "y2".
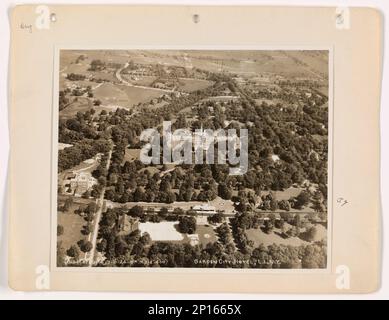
[
  {"x1": 193, "y1": 14, "x2": 200, "y2": 24},
  {"x1": 50, "y1": 13, "x2": 57, "y2": 22}
]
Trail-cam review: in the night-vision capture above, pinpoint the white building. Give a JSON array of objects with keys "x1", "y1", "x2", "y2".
[
  {"x1": 192, "y1": 203, "x2": 217, "y2": 215},
  {"x1": 69, "y1": 172, "x2": 97, "y2": 197}
]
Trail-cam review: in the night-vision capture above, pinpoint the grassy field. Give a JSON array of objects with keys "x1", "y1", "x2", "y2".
[
  {"x1": 57, "y1": 203, "x2": 87, "y2": 250},
  {"x1": 245, "y1": 223, "x2": 327, "y2": 247},
  {"x1": 120, "y1": 85, "x2": 164, "y2": 106},
  {"x1": 177, "y1": 79, "x2": 213, "y2": 92},
  {"x1": 123, "y1": 148, "x2": 140, "y2": 163},
  {"x1": 196, "y1": 225, "x2": 217, "y2": 246},
  {"x1": 93, "y1": 83, "x2": 164, "y2": 108},
  {"x1": 261, "y1": 186, "x2": 304, "y2": 201},
  {"x1": 93, "y1": 83, "x2": 130, "y2": 107},
  {"x1": 59, "y1": 97, "x2": 92, "y2": 119},
  {"x1": 88, "y1": 70, "x2": 118, "y2": 82},
  {"x1": 246, "y1": 226, "x2": 308, "y2": 247}
]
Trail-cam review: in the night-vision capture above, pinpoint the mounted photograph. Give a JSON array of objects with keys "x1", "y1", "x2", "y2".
[{"x1": 54, "y1": 49, "x2": 330, "y2": 269}]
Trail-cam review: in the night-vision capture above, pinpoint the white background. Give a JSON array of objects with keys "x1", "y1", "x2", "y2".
[{"x1": 0, "y1": 0, "x2": 387, "y2": 300}]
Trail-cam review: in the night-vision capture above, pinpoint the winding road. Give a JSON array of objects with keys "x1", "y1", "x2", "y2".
[{"x1": 115, "y1": 63, "x2": 180, "y2": 94}]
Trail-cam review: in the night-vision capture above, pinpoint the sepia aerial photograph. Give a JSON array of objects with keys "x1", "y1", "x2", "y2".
[{"x1": 55, "y1": 49, "x2": 329, "y2": 269}]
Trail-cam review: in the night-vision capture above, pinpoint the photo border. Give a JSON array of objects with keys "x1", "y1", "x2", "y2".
[{"x1": 50, "y1": 45, "x2": 334, "y2": 275}]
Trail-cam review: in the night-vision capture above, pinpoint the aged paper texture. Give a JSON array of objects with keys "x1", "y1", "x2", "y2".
[{"x1": 8, "y1": 5, "x2": 381, "y2": 292}]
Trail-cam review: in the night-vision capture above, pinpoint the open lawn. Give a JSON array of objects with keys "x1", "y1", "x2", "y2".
[
  {"x1": 245, "y1": 222, "x2": 327, "y2": 247},
  {"x1": 196, "y1": 225, "x2": 217, "y2": 246},
  {"x1": 301, "y1": 223, "x2": 327, "y2": 242},
  {"x1": 246, "y1": 226, "x2": 308, "y2": 247},
  {"x1": 123, "y1": 148, "x2": 140, "y2": 163},
  {"x1": 261, "y1": 186, "x2": 304, "y2": 201},
  {"x1": 177, "y1": 78, "x2": 213, "y2": 92},
  {"x1": 120, "y1": 85, "x2": 164, "y2": 106},
  {"x1": 59, "y1": 97, "x2": 93, "y2": 119},
  {"x1": 93, "y1": 83, "x2": 164, "y2": 108},
  {"x1": 208, "y1": 197, "x2": 235, "y2": 215},
  {"x1": 57, "y1": 205, "x2": 88, "y2": 250},
  {"x1": 88, "y1": 70, "x2": 118, "y2": 83},
  {"x1": 93, "y1": 83, "x2": 130, "y2": 107}
]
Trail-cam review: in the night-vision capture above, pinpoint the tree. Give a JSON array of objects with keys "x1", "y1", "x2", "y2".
[
  {"x1": 319, "y1": 212, "x2": 327, "y2": 222},
  {"x1": 82, "y1": 223, "x2": 92, "y2": 235},
  {"x1": 301, "y1": 244, "x2": 326, "y2": 268},
  {"x1": 97, "y1": 239, "x2": 107, "y2": 252},
  {"x1": 218, "y1": 183, "x2": 232, "y2": 200},
  {"x1": 294, "y1": 190, "x2": 310, "y2": 209},
  {"x1": 263, "y1": 220, "x2": 274, "y2": 234},
  {"x1": 165, "y1": 191, "x2": 176, "y2": 204},
  {"x1": 158, "y1": 207, "x2": 169, "y2": 218},
  {"x1": 286, "y1": 226, "x2": 299, "y2": 238},
  {"x1": 82, "y1": 190, "x2": 91, "y2": 199},
  {"x1": 305, "y1": 226, "x2": 317, "y2": 242},
  {"x1": 98, "y1": 176, "x2": 107, "y2": 187},
  {"x1": 57, "y1": 242, "x2": 66, "y2": 267},
  {"x1": 178, "y1": 216, "x2": 196, "y2": 234},
  {"x1": 269, "y1": 199, "x2": 278, "y2": 211},
  {"x1": 173, "y1": 208, "x2": 185, "y2": 216},
  {"x1": 84, "y1": 211, "x2": 95, "y2": 222},
  {"x1": 133, "y1": 187, "x2": 144, "y2": 202},
  {"x1": 278, "y1": 199, "x2": 291, "y2": 211},
  {"x1": 280, "y1": 223, "x2": 287, "y2": 236},
  {"x1": 66, "y1": 73, "x2": 86, "y2": 81},
  {"x1": 208, "y1": 213, "x2": 224, "y2": 224},
  {"x1": 274, "y1": 218, "x2": 284, "y2": 229},
  {"x1": 128, "y1": 205, "x2": 144, "y2": 218},
  {"x1": 63, "y1": 198, "x2": 73, "y2": 211},
  {"x1": 268, "y1": 213, "x2": 276, "y2": 225},
  {"x1": 90, "y1": 59, "x2": 105, "y2": 71},
  {"x1": 280, "y1": 211, "x2": 293, "y2": 223},
  {"x1": 86, "y1": 202, "x2": 97, "y2": 214},
  {"x1": 293, "y1": 214, "x2": 302, "y2": 227},
  {"x1": 57, "y1": 225, "x2": 64, "y2": 236},
  {"x1": 140, "y1": 232, "x2": 152, "y2": 246},
  {"x1": 312, "y1": 190, "x2": 324, "y2": 212},
  {"x1": 79, "y1": 240, "x2": 93, "y2": 253},
  {"x1": 67, "y1": 245, "x2": 81, "y2": 260}
]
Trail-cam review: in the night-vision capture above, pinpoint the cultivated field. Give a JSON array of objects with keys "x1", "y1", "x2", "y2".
[{"x1": 177, "y1": 79, "x2": 214, "y2": 92}]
